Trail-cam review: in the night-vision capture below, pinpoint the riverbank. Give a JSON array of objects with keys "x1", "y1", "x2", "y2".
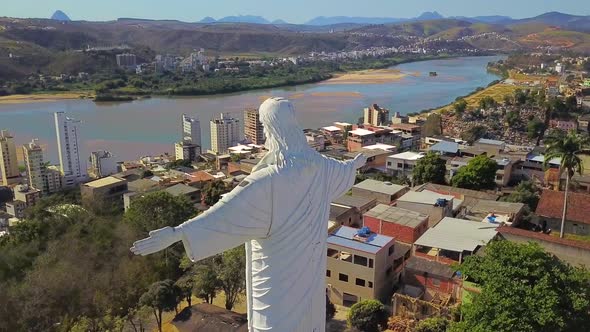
[{"x1": 0, "y1": 54, "x2": 473, "y2": 105}]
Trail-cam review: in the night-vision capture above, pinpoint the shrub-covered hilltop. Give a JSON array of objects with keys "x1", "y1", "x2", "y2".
[{"x1": 0, "y1": 188, "x2": 246, "y2": 331}]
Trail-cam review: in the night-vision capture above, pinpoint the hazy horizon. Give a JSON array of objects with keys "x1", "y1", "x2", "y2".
[{"x1": 1, "y1": 0, "x2": 589, "y2": 24}]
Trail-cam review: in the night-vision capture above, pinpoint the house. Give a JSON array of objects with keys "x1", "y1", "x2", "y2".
[
  {"x1": 413, "y1": 183, "x2": 500, "y2": 208},
  {"x1": 81, "y1": 176, "x2": 128, "y2": 207},
  {"x1": 326, "y1": 226, "x2": 398, "y2": 306},
  {"x1": 413, "y1": 217, "x2": 498, "y2": 264},
  {"x1": 165, "y1": 183, "x2": 201, "y2": 203},
  {"x1": 549, "y1": 119, "x2": 578, "y2": 132},
  {"x1": 330, "y1": 204, "x2": 361, "y2": 227},
  {"x1": 578, "y1": 114, "x2": 590, "y2": 133},
  {"x1": 333, "y1": 195, "x2": 378, "y2": 217},
  {"x1": 386, "y1": 152, "x2": 425, "y2": 177},
  {"x1": 462, "y1": 138, "x2": 505, "y2": 157},
  {"x1": 345, "y1": 147, "x2": 395, "y2": 172},
  {"x1": 428, "y1": 141, "x2": 460, "y2": 157},
  {"x1": 395, "y1": 191, "x2": 456, "y2": 227},
  {"x1": 352, "y1": 179, "x2": 409, "y2": 205},
  {"x1": 363, "y1": 204, "x2": 429, "y2": 244},
  {"x1": 462, "y1": 199, "x2": 525, "y2": 226},
  {"x1": 536, "y1": 190, "x2": 590, "y2": 236},
  {"x1": 347, "y1": 128, "x2": 376, "y2": 152},
  {"x1": 492, "y1": 157, "x2": 517, "y2": 187}
]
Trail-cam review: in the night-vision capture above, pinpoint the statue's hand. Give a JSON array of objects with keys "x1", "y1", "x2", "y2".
[
  {"x1": 353, "y1": 153, "x2": 367, "y2": 169},
  {"x1": 130, "y1": 226, "x2": 182, "y2": 256}
]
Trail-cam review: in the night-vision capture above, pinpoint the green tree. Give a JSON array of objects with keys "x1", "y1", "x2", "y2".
[
  {"x1": 460, "y1": 125, "x2": 486, "y2": 144},
  {"x1": 202, "y1": 180, "x2": 227, "y2": 206},
  {"x1": 543, "y1": 130, "x2": 590, "y2": 238},
  {"x1": 415, "y1": 317, "x2": 450, "y2": 332},
  {"x1": 501, "y1": 180, "x2": 540, "y2": 210},
  {"x1": 454, "y1": 241, "x2": 590, "y2": 332},
  {"x1": 347, "y1": 299, "x2": 388, "y2": 332},
  {"x1": 505, "y1": 111, "x2": 520, "y2": 127},
  {"x1": 453, "y1": 99, "x2": 467, "y2": 115},
  {"x1": 193, "y1": 264, "x2": 220, "y2": 304},
  {"x1": 451, "y1": 155, "x2": 498, "y2": 190},
  {"x1": 412, "y1": 152, "x2": 447, "y2": 185},
  {"x1": 527, "y1": 118, "x2": 546, "y2": 146},
  {"x1": 175, "y1": 274, "x2": 195, "y2": 307},
  {"x1": 216, "y1": 245, "x2": 246, "y2": 310},
  {"x1": 478, "y1": 96, "x2": 497, "y2": 109},
  {"x1": 422, "y1": 113, "x2": 442, "y2": 137},
  {"x1": 139, "y1": 280, "x2": 180, "y2": 332},
  {"x1": 124, "y1": 191, "x2": 197, "y2": 234}
]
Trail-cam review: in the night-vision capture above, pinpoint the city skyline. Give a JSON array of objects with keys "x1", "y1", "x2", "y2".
[{"x1": 1, "y1": 0, "x2": 589, "y2": 23}]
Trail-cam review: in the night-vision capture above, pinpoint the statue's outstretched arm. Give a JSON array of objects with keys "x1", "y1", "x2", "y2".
[
  {"x1": 131, "y1": 169, "x2": 272, "y2": 261},
  {"x1": 325, "y1": 153, "x2": 366, "y2": 200}
]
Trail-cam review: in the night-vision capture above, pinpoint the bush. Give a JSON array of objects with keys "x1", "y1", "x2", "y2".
[{"x1": 347, "y1": 299, "x2": 388, "y2": 332}]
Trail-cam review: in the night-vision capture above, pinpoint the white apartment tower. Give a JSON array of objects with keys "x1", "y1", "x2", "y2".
[
  {"x1": 54, "y1": 112, "x2": 86, "y2": 186},
  {"x1": 182, "y1": 114, "x2": 201, "y2": 146},
  {"x1": 210, "y1": 113, "x2": 240, "y2": 154},
  {"x1": 0, "y1": 130, "x2": 20, "y2": 185}
]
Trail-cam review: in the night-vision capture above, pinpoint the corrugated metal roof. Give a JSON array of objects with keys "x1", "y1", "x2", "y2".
[
  {"x1": 328, "y1": 226, "x2": 394, "y2": 254},
  {"x1": 414, "y1": 217, "x2": 497, "y2": 252},
  {"x1": 429, "y1": 141, "x2": 459, "y2": 154}
]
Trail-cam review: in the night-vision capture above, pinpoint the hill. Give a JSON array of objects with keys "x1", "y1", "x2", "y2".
[
  {"x1": 50, "y1": 10, "x2": 71, "y2": 22},
  {"x1": 510, "y1": 12, "x2": 590, "y2": 33}
]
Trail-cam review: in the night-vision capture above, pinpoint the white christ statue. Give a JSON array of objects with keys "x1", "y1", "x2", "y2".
[{"x1": 131, "y1": 97, "x2": 366, "y2": 332}]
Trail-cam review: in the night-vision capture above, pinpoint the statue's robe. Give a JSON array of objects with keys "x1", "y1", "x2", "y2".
[{"x1": 177, "y1": 155, "x2": 357, "y2": 332}]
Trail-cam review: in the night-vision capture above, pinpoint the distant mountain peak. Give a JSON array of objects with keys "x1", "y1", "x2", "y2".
[
  {"x1": 199, "y1": 16, "x2": 216, "y2": 23},
  {"x1": 51, "y1": 10, "x2": 71, "y2": 21},
  {"x1": 417, "y1": 11, "x2": 444, "y2": 20},
  {"x1": 272, "y1": 19, "x2": 289, "y2": 25}
]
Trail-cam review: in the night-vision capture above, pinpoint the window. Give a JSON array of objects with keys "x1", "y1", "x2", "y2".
[
  {"x1": 354, "y1": 255, "x2": 368, "y2": 266},
  {"x1": 339, "y1": 273, "x2": 349, "y2": 282},
  {"x1": 327, "y1": 248, "x2": 338, "y2": 258},
  {"x1": 397, "y1": 163, "x2": 403, "y2": 169},
  {"x1": 368, "y1": 281, "x2": 373, "y2": 288},
  {"x1": 368, "y1": 259, "x2": 374, "y2": 268},
  {"x1": 387, "y1": 161, "x2": 392, "y2": 166},
  {"x1": 326, "y1": 270, "x2": 331, "y2": 277},
  {"x1": 388, "y1": 245, "x2": 395, "y2": 256},
  {"x1": 355, "y1": 278, "x2": 366, "y2": 287}
]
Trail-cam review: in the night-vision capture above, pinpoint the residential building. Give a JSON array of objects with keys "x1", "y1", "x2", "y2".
[
  {"x1": 22, "y1": 139, "x2": 45, "y2": 191},
  {"x1": 352, "y1": 179, "x2": 409, "y2": 205},
  {"x1": 175, "y1": 141, "x2": 201, "y2": 162},
  {"x1": 390, "y1": 123, "x2": 421, "y2": 137},
  {"x1": 326, "y1": 226, "x2": 397, "y2": 306},
  {"x1": 89, "y1": 150, "x2": 118, "y2": 179},
  {"x1": 0, "y1": 130, "x2": 20, "y2": 185},
  {"x1": 54, "y1": 112, "x2": 86, "y2": 186},
  {"x1": 461, "y1": 199, "x2": 525, "y2": 226},
  {"x1": 395, "y1": 191, "x2": 456, "y2": 227},
  {"x1": 493, "y1": 157, "x2": 517, "y2": 187},
  {"x1": 116, "y1": 53, "x2": 136, "y2": 68},
  {"x1": 347, "y1": 128, "x2": 376, "y2": 152},
  {"x1": 333, "y1": 195, "x2": 378, "y2": 217},
  {"x1": 333, "y1": 122, "x2": 353, "y2": 133},
  {"x1": 164, "y1": 183, "x2": 201, "y2": 203},
  {"x1": 386, "y1": 151, "x2": 425, "y2": 177},
  {"x1": 461, "y1": 138, "x2": 505, "y2": 157},
  {"x1": 549, "y1": 119, "x2": 578, "y2": 132},
  {"x1": 363, "y1": 204, "x2": 429, "y2": 244},
  {"x1": 210, "y1": 114, "x2": 240, "y2": 154},
  {"x1": 363, "y1": 104, "x2": 390, "y2": 126},
  {"x1": 428, "y1": 141, "x2": 460, "y2": 157},
  {"x1": 244, "y1": 108, "x2": 265, "y2": 145},
  {"x1": 578, "y1": 114, "x2": 590, "y2": 133},
  {"x1": 182, "y1": 114, "x2": 201, "y2": 146},
  {"x1": 80, "y1": 176, "x2": 128, "y2": 207},
  {"x1": 536, "y1": 190, "x2": 590, "y2": 236},
  {"x1": 413, "y1": 217, "x2": 498, "y2": 264},
  {"x1": 45, "y1": 166, "x2": 63, "y2": 194},
  {"x1": 13, "y1": 185, "x2": 41, "y2": 207},
  {"x1": 330, "y1": 204, "x2": 362, "y2": 227},
  {"x1": 304, "y1": 130, "x2": 326, "y2": 151},
  {"x1": 345, "y1": 147, "x2": 395, "y2": 172}
]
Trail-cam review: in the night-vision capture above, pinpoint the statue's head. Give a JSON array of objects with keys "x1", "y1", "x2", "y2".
[{"x1": 257, "y1": 97, "x2": 315, "y2": 169}]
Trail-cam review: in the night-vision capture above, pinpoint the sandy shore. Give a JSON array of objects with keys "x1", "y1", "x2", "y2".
[
  {"x1": 323, "y1": 69, "x2": 409, "y2": 85},
  {"x1": 0, "y1": 92, "x2": 94, "y2": 105}
]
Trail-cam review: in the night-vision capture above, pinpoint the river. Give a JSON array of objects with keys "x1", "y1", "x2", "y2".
[{"x1": 0, "y1": 55, "x2": 503, "y2": 163}]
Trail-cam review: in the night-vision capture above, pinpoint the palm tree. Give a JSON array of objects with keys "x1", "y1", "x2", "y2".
[{"x1": 543, "y1": 130, "x2": 590, "y2": 238}]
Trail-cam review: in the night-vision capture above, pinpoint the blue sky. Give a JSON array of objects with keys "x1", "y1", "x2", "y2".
[{"x1": 1, "y1": 0, "x2": 588, "y2": 23}]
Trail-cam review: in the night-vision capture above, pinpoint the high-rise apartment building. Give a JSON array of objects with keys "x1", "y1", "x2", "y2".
[
  {"x1": 0, "y1": 130, "x2": 20, "y2": 186},
  {"x1": 116, "y1": 53, "x2": 136, "y2": 68},
  {"x1": 244, "y1": 108, "x2": 265, "y2": 145},
  {"x1": 54, "y1": 112, "x2": 86, "y2": 186},
  {"x1": 182, "y1": 114, "x2": 201, "y2": 146},
  {"x1": 89, "y1": 150, "x2": 119, "y2": 179},
  {"x1": 23, "y1": 139, "x2": 62, "y2": 195},
  {"x1": 22, "y1": 139, "x2": 45, "y2": 191},
  {"x1": 363, "y1": 104, "x2": 390, "y2": 127},
  {"x1": 210, "y1": 113, "x2": 240, "y2": 154}
]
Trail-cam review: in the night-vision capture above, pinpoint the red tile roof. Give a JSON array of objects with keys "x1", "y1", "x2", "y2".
[
  {"x1": 536, "y1": 189, "x2": 590, "y2": 225},
  {"x1": 497, "y1": 226, "x2": 590, "y2": 250}
]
